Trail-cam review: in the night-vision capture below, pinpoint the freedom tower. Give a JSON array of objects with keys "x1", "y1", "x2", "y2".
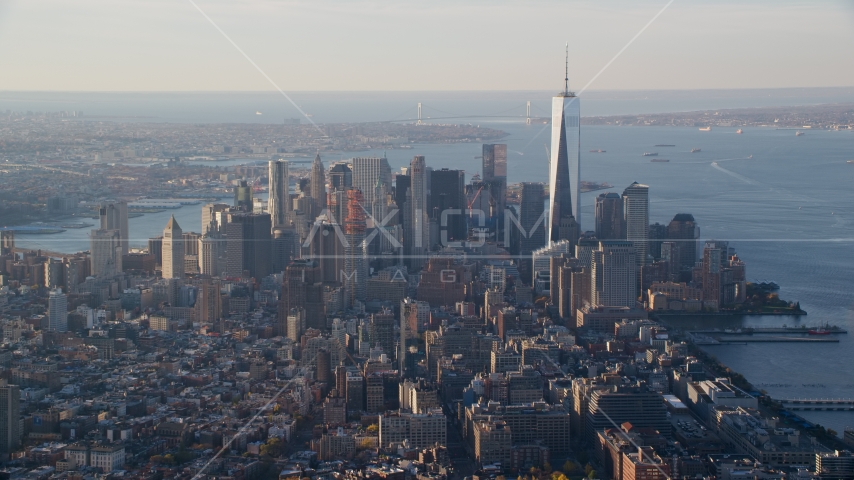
[{"x1": 548, "y1": 46, "x2": 581, "y2": 245}]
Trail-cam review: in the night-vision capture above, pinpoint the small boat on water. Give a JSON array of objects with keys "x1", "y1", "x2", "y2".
[
  {"x1": 650, "y1": 159, "x2": 670, "y2": 163},
  {"x1": 642, "y1": 152, "x2": 659, "y2": 157},
  {"x1": 589, "y1": 149, "x2": 606, "y2": 153},
  {"x1": 690, "y1": 148, "x2": 701, "y2": 153},
  {"x1": 848, "y1": 160, "x2": 854, "y2": 164},
  {"x1": 809, "y1": 323, "x2": 834, "y2": 335},
  {"x1": 796, "y1": 131, "x2": 805, "y2": 136},
  {"x1": 699, "y1": 126, "x2": 712, "y2": 131},
  {"x1": 736, "y1": 129, "x2": 743, "y2": 134}
]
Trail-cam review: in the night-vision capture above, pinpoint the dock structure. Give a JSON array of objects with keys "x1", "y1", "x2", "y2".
[
  {"x1": 692, "y1": 327, "x2": 847, "y2": 335},
  {"x1": 780, "y1": 399, "x2": 854, "y2": 411},
  {"x1": 716, "y1": 336, "x2": 839, "y2": 343}
]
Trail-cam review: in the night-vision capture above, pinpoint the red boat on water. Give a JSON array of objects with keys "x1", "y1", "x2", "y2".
[{"x1": 808, "y1": 323, "x2": 833, "y2": 335}]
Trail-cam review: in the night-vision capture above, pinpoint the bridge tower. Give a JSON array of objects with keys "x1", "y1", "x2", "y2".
[
  {"x1": 526, "y1": 101, "x2": 531, "y2": 125},
  {"x1": 416, "y1": 103, "x2": 423, "y2": 125}
]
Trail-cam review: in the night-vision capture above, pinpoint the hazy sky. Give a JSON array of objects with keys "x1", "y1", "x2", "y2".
[{"x1": 1, "y1": 0, "x2": 853, "y2": 92}]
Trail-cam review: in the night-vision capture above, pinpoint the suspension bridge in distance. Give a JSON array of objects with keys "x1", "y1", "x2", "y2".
[{"x1": 393, "y1": 102, "x2": 550, "y2": 126}]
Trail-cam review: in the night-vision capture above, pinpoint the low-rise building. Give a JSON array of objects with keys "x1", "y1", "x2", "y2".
[
  {"x1": 712, "y1": 406, "x2": 829, "y2": 468},
  {"x1": 379, "y1": 410, "x2": 446, "y2": 450}
]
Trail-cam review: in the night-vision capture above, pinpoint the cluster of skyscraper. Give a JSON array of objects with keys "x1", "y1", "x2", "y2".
[{"x1": 74, "y1": 68, "x2": 738, "y2": 361}]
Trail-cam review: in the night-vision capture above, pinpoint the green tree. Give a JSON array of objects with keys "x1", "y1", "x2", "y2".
[
  {"x1": 562, "y1": 460, "x2": 576, "y2": 474},
  {"x1": 260, "y1": 437, "x2": 283, "y2": 457}
]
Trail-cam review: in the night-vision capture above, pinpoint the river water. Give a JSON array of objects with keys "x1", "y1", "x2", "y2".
[{"x1": 6, "y1": 89, "x2": 854, "y2": 434}]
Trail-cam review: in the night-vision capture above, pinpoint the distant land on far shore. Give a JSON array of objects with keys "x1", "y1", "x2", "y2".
[{"x1": 582, "y1": 103, "x2": 854, "y2": 129}]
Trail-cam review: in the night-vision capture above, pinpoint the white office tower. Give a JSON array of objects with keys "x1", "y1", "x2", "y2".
[
  {"x1": 202, "y1": 203, "x2": 230, "y2": 235},
  {"x1": 352, "y1": 156, "x2": 392, "y2": 217},
  {"x1": 591, "y1": 240, "x2": 637, "y2": 307},
  {"x1": 90, "y1": 229, "x2": 123, "y2": 277},
  {"x1": 48, "y1": 288, "x2": 68, "y2": 332},
  {"x1": 409, "y1": 156, "x2": 429, "y2": 269},
  {"x1": 622, "y1": 182, "x2": 650, "y2": 271},
  {"x1": 99, "y1": 202, "x2": 129, "y2": 255},
  {"x1": 268, "y1": 160, "x2": 290, "y2": 227},
  {"x1": 199, "y1": 232, "x2": 226, "y2": 276},
  {"x1": 548, "y1": 53, "x2": 581, "y2": 243},
  {"x1": 162, "y1": 215, "x2": 185, "y2": 279}
]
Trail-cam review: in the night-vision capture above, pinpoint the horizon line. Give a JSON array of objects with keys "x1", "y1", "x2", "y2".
[{"x1": 2, "y1": 86, "x2": 854, "y2": 95}]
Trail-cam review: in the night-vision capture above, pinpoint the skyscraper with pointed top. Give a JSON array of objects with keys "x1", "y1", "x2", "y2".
[
  {"x1": 162, "y1": 215, "x2": 185, "y2": 279},
  {"x1": 548, "y1": 45, "x2": 581, "y2": 244},
  {"x1": 310, "y1": 153, "x2": 327, "y2": 220}
]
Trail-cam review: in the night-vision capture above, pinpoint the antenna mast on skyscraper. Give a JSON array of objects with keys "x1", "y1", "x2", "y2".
[{"x1": 564, "y1": 42, "x2": 569, "y2": 95}]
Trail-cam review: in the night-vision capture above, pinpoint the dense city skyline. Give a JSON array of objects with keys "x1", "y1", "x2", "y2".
[
  {"x1": 1, "y1": 94, "x2": 852, "y2": 478},
  {"x1": 0, "y1": 2, "x2": 853, "y2": 478}
]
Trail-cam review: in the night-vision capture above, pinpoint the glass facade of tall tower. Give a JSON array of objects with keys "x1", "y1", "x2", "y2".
[
  {"x1": 518, "y1": 182, "x2": 546, "y2": 255},
  {"x1": 482, "y1": 144, "x2": 507, "y2": 237},
  {"x1": 549, "y1": 94, "x2": 581, "y2": 243},
  {"x1": 408, "y1": 156, "x2": 429, "y2": 269},
  {"x1": 268, "y1": 160, "x2": 290, "y2": 227},
  {"x1": 352, "y1": 157, "x2": 392, "y2": 218}
]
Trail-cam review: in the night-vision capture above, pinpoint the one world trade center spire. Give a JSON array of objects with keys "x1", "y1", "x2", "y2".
[{"x1": 548, "y1": 44, "x2": 581, "y2": 245}]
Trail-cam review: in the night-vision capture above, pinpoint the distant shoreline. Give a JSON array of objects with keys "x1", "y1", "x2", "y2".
[{"x1": 583, "y1": 102, "x2": 854, "y2": 130}]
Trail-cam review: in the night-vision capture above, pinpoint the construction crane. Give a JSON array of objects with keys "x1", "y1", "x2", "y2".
[{"x1": 467, "y1": 184, "x2": 485, "y2": 220}]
